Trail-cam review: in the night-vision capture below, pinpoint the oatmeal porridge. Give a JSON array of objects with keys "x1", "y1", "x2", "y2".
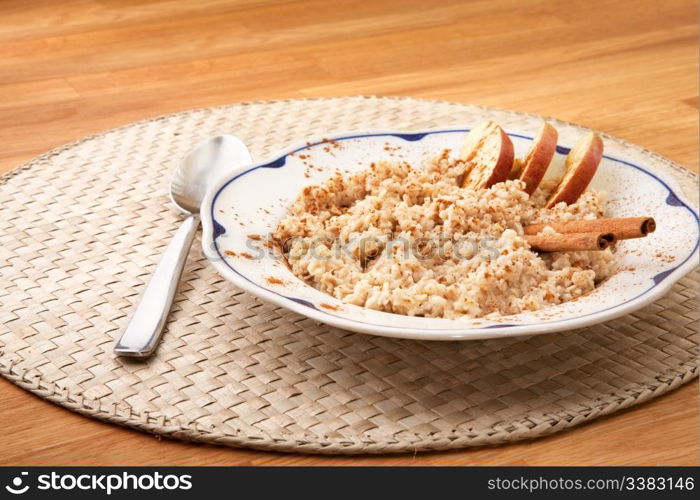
[{"x1": 273, "y1": 149, "x2": 617, "y2": 319}]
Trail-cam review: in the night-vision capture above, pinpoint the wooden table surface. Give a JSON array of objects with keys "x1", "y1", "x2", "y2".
[{"x1": 0, "y1": 0, "x2": 697, "y2": 466}]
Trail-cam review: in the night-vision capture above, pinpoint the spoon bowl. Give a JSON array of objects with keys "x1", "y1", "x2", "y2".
[{"x1": 171, "y1": 135, "x2": 252, "y2": 214}]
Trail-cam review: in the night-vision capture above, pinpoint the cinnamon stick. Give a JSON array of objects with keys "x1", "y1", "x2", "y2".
[
  {"x1": 524, "y1": 217, "x2": 655, "y2": 240},
  {"x1": 525, "y1": 232, "x2": 613, "y2": 252}
]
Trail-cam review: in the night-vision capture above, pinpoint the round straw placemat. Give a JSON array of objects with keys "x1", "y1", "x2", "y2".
[{"x1": 0, "y1": 96, "x2": 698, "y2": 454}]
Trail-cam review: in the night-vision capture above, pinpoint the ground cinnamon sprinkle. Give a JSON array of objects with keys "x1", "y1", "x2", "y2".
[
  {"x1": 569, "y1": 288, "x2": 597, "y2": 301},
  {"x1": 248, "y1": 234, "x2": 262, "y2": 240},
  {"x1": 655, "y1": 252, "x2": 676, "y2": 263},
  {"x1": 223, "y1": 249, "x2": 254, "y2": 259},
  {"x1": 320, "y1": 303, "x2": 340, "y2": 311},
  {"x1": 266, "y1": 277, "x2": 284, "y2": 285}
]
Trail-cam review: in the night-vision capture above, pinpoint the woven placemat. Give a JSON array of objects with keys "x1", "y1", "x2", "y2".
[{"x1": 0, "y1": 96, "x2": 698, "y2": 454}]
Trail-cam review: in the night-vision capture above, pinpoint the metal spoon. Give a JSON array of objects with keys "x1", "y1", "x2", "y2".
[{"x1": 114, "y1": 135, "x2": 253, "y2": 357}]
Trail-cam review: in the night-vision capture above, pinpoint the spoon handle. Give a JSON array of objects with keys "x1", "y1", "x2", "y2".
[{"x1": 114, "y1": 215, "x2": 200, "y2": 357}]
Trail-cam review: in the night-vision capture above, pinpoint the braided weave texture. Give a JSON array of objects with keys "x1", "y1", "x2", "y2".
[{"x1": 0, "y1": 96, "x2": 697, "y2": 454}]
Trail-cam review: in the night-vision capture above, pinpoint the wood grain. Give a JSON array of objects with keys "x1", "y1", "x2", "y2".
[{"x1": 0, "y1": 0, "x2": 697, "y2": 466}]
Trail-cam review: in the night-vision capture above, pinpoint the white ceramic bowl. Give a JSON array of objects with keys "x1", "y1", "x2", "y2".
[{"x1": 201, "y1": 125, "x2": 699, "y2": 341}]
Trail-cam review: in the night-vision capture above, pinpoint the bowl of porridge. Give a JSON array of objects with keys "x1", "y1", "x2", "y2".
[{"x1": 200, "y1": 119, "x2": 699, "y2": 340}]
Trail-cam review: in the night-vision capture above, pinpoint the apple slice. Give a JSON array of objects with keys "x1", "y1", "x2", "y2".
[
  {"x1": 510, "y1": 122, "x2": 558, "y2": 195},
  {"x1": 546, "y1": 132, "x2": 603, "y2": 208},
  {"x1": 459, "y1": 121, "x2": 514, "y2": 189}
]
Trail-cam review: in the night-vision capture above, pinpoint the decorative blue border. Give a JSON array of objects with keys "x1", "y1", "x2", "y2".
[{"x1": 209, "y1": 129, "x2": 700, "y2": 331}]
